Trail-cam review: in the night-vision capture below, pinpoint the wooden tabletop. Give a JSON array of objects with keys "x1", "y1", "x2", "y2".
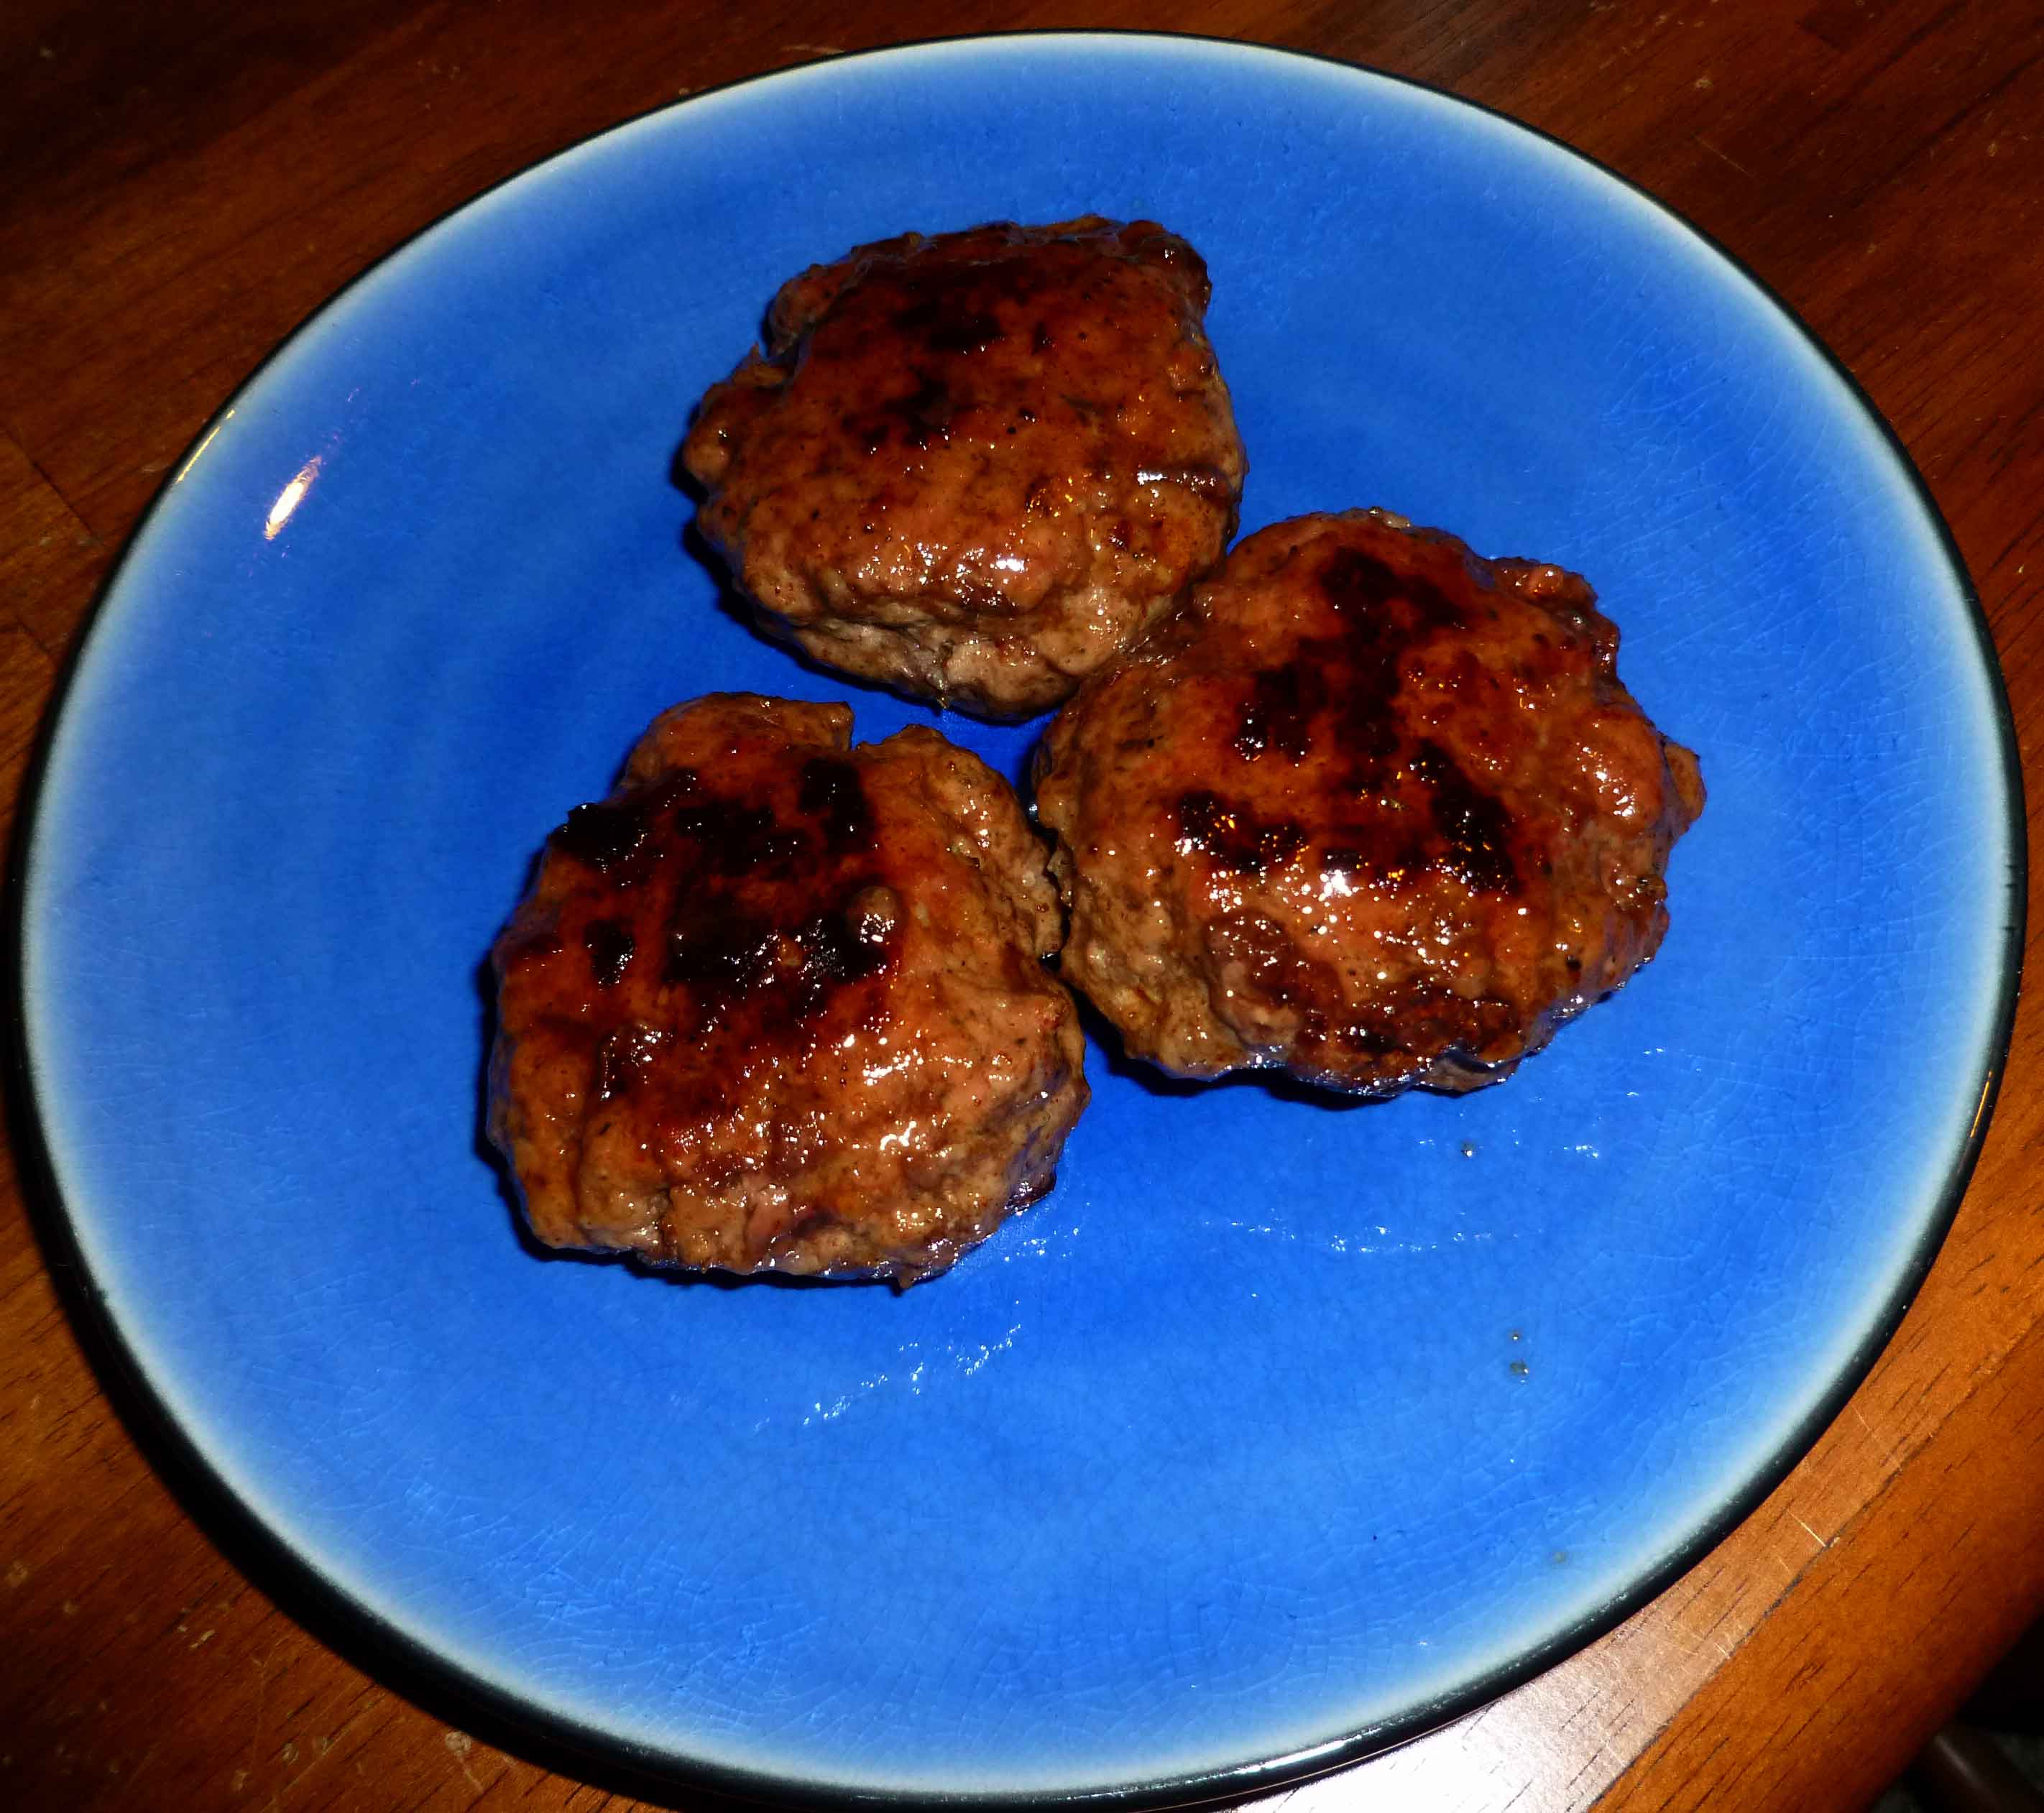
[{"x1": 4, "y1": 2, "x2": 2041, "y2": 1809}]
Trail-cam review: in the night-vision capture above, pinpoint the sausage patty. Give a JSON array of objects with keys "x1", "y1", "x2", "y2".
[
  {"x1": 681, "y1": 218, "x2": 1246, "y2": 719},
  {"x1": 490, "y1": 695, "x2": 1088, "y2": 1281},
  {"x1": 1033, "y1": 510, "x2": 1705, "y2": 1094}
]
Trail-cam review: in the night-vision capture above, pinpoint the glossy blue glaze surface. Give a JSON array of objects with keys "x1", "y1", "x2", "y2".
[{"x1": 20, "y1": 34, "x2": 2016, "y2": 1803}]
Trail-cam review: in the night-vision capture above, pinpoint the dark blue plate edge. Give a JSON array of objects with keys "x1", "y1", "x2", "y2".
[{"x1": 5, "y1": 29, "x2": 2025, "y2": 1812}]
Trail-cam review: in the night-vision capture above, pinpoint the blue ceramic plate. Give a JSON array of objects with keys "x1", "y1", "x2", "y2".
[{"x1": 17, "y1": 33, "x2": 2020, "y2": 1807}]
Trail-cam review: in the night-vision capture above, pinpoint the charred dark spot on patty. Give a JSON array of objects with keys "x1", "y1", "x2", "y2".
[
  {"x1": 1233, "y1": 665, "x2": 1319, "y2": 762},
  {"x1": 798, "y1": 757, "x2": 873, "y2": 854},
  {"x1": 583, "y1": 918, "x2": 635, "y2": 988},
  {"x1": 1411, "y1": 740, "x2": 1519, "y2": 895},
  {"x1": 550, "y1": 798, "x2": 650, "y2": 872},
  {"x1": 1174, "y1": 790, "x2": 1305, "y2": 876}
]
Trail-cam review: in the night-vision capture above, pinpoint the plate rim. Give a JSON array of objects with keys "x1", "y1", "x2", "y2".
[{"x1": 8, "y1": 27, "x2": 2027, "y2": 1809}]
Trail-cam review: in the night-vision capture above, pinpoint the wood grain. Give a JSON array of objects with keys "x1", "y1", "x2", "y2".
[{"x1": 4, "y1": 3, "x2": 2040, "y2": 1809}]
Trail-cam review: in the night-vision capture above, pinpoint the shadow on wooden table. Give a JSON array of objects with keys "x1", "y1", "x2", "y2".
[{"x1": 1888, "y1": 1624, "x2": 2044, "y2": 1813}]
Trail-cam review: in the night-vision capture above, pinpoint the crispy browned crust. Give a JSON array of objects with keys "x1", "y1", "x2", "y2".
[
  {"x1": 681, "y1": 218, "x2": 1246, "y2": 719},
  {"x1": 489, "y1": 694, "x2": 1087, "y2": 1282},
  {"x1": 1034, "y1": 509, "x2": 1704, "y2": 1094}
]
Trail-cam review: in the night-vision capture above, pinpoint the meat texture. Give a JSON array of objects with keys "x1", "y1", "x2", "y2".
[
  {"x1": 489, "y1": 695, "x2": 1087, "y2": 1282},
  {"x1": 681, "y1": 217, "x2": 1246, "y2": 719},
  {"x1": 1033, "y1": 509, "x2": 1705, "y2": 1094}
]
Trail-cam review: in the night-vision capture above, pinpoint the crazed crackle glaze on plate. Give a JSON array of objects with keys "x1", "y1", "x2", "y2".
[{"x1": 16, "y1": 33, "x2": 2020, "y2": 1808}]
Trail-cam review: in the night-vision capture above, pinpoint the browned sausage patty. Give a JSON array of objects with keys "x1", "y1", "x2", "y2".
[
  {"x1": 489, "y1": 695, "x2": 1087, "y2": 1282},
  {"x1": 681, "y1": 218, "x2": 1246, "y2": 719},
  {"x1": 1033, "y1": 510, "x2": 1705, "y2": 1094}
]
